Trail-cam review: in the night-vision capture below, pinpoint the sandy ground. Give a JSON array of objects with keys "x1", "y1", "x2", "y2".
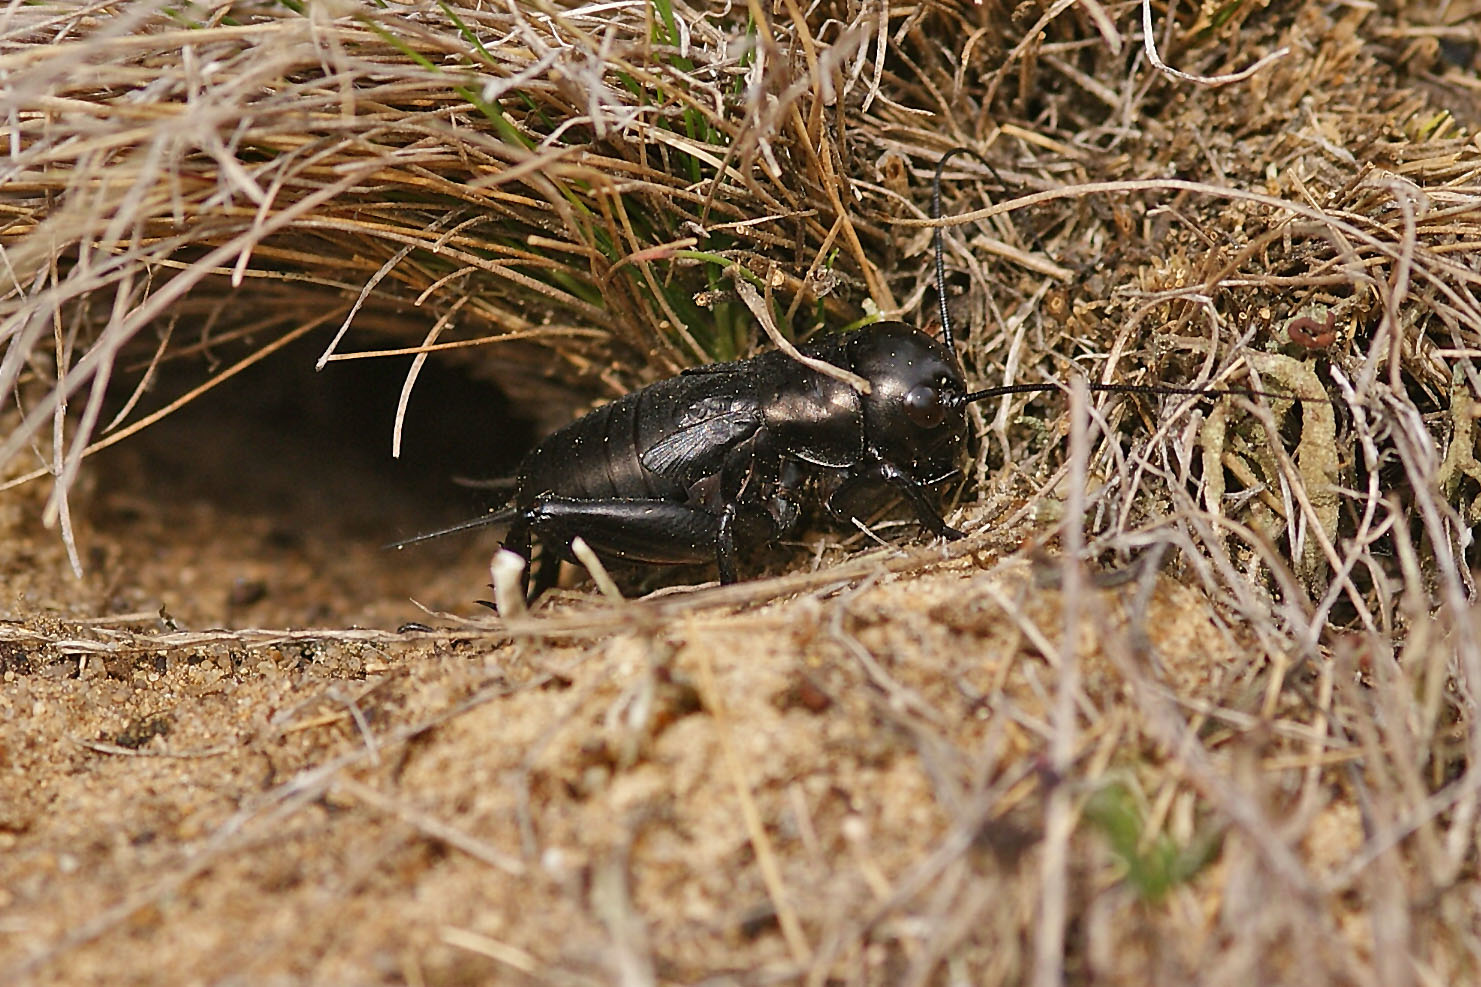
[{"x1": 0, "y1": 425, "x2": 1427, "y2": 983}]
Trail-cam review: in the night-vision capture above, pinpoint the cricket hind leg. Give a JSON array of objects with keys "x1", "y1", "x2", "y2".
[
  {"x1": 494, "y1": 517, "x2": 552, "y2": 604},
  {"x1": 513, "y1": 495, "x2": 793, "y2": 595},
  {"x1": 506, "y1": 497, "x2": 720, "y2": 600}
]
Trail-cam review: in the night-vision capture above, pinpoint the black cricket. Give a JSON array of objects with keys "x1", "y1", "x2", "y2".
[{"x1": 396, "y1": 148, "x2": 1287, "y2": 599}]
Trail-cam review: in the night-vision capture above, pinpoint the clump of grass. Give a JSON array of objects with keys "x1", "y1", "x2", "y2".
[{"x1": 0, "y1": 0, "x2": 903, "y2": 520}]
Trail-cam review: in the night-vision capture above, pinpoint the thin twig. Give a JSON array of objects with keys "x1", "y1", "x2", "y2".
[{"x1": 1139, "y1": 0, "x2": 1289, "y2": 86}]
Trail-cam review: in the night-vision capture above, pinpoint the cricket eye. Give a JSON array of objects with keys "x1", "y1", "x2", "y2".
[{"x1": 903, "y1": 384, "x2": 947, "y2": 428}]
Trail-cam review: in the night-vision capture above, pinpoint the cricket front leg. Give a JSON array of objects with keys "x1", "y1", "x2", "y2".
[{"x1": 825, "y1": 459, "x2": 965, "y2": 541}]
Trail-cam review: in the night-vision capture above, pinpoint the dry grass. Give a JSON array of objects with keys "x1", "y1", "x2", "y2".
[{"x1": 3, "y1": 0, "x2": 1481, "y2": 983}]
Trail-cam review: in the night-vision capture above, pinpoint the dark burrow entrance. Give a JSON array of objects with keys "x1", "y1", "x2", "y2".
[{"x1": 83, "y1": 331, "x2": 542, "y2": 628}]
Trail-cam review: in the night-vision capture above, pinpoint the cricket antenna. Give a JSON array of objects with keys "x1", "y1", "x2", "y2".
[
  {"x1": 957, "y1": 379, "x2": 1336, "y2": 408},
  {"x1": 933, "y1": 146, "x2": 1007, "y2": 361}
]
